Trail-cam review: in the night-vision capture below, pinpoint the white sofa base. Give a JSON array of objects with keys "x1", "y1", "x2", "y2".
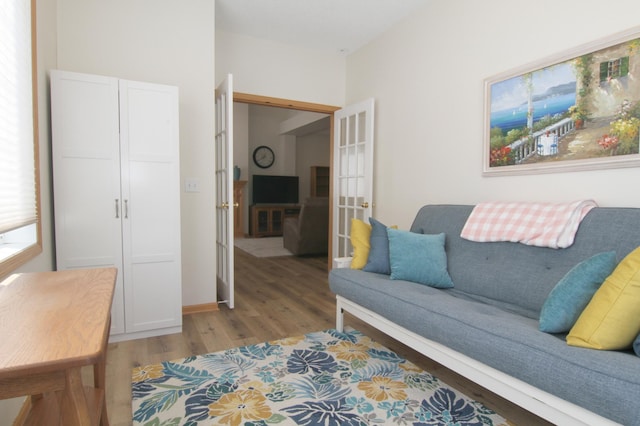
[{"x1": 335, "y1": 295, "x2": 619, "y2": 426}]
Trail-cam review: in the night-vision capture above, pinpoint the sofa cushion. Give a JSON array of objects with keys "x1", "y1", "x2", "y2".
[
  {"x1": 634, "y1": 334, "x2": 640, "y2": 357},
  {"x1": 409, "y1": 205, "x2": 640, "y2": 319},
  {"x1": 387, "y1": 229, "x2": 453, "y2": 288},
  {"x1": 363, "y1": 218, "x2": 392, "y2": 274},
  {"x1": 539, "y1": 251, "x2": 617, "y2": 333},
  {"x1": 567, "y1": 246, "x2": 640, "y2": 350},
  {"x1": 350, "y1": 218, "x2": 371, "y2": 269},
  {"x1": 329, "y1": 267, "x2": 640, "y2": 424}
]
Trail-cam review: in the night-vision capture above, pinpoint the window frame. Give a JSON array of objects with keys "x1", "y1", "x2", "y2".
[
  {"x1": 600, "y1": 56, "x2": 630, "y2": 83},
  {"x1": 0, "y1": 0, "x2": 42, "y2": 279}
]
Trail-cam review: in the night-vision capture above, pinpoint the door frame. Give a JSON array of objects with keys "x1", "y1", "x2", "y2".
[{"x1": 233, "y1": 92, "x2": 340, "y2": 265}]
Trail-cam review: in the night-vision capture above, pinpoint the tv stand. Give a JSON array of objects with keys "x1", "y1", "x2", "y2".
[{"x1": 250, "y1": 204, "x2": 301, "y2": 237}]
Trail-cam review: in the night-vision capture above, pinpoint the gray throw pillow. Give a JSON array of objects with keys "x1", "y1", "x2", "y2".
[{"x1": 363, "y1": 217, "x2": 392, "y2": 274}]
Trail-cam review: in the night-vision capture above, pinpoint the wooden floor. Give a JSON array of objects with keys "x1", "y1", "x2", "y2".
[{"x1": 102, "y1": 247, "x2": 552, "y2": 425}]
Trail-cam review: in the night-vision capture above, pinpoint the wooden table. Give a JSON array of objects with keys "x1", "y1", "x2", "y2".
[{"x1": 0, "y1": 268, "x2": 116, "y2": 426}]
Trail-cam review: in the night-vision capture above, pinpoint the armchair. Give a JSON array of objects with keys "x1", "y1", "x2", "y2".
[{"x1": 283, "y1": 197, "x2": 329, "y2": 255}]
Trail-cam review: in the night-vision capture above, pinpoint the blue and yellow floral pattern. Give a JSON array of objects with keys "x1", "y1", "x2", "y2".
[{"x1": 132, "y1": 328, "x2": 509, "y2": 425}]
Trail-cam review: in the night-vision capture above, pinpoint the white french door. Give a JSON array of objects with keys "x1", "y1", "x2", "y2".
[
  {"x1": 332, "y1": 98, "x2": 375, "y2": 266},
  {"x1": 215, "y1": 74, "x2": 235, "y2": 308}
]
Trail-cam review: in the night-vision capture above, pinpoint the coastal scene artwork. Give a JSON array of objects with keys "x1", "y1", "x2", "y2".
[{"x1": 484, "y1": 27, "x2": 640, "y2": 175}]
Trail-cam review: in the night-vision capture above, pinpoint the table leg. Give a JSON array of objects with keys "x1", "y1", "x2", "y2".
[
  {"x1": 94, "y1": 348, "x2": 110, "y2": 426},
  {"x1": 60, "y1": 368, "x2": 91, "y2": 426}
]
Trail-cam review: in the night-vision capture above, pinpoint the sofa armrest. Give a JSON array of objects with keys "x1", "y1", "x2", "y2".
[
  {"x1": 283, "y1": 217, "x2": 300, "y2": 254},
  {"x1": 283, "y1": 217, "x2": 299, "y2": 236}
]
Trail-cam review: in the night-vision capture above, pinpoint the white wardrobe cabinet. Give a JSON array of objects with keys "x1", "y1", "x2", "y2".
[{"x1": 51, "y1": 70, "x2": 182, "y2": 342}]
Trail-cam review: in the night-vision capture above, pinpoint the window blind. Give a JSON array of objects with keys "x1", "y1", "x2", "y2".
[{"x1": 0, "y1": 0, "x2": 37, "y2": 234}]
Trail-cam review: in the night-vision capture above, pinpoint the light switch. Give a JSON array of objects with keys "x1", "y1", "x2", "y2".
[{"x1": 185, "y1": 178, "x2": 200, "y2": 193}]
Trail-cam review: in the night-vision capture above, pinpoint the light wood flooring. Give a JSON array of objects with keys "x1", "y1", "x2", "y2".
[{"x1": 102, "y1": 247, "x2": 551, "y2": 425}]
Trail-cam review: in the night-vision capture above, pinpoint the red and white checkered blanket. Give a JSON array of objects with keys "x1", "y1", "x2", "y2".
[{"x1": 460, "y1": 200, "x2": 597, "y2": 249}]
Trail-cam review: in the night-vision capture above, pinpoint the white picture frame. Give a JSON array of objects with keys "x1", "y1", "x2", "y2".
[{"x1": 483, "y1": 26, "x2": 640, "y2": 176}]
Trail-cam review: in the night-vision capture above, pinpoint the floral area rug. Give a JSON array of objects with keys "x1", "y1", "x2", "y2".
[{"x1": 132, "y1": 328, "x2": 510, "y2": 425}]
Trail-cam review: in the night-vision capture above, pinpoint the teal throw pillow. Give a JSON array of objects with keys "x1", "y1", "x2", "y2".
[
  {"x1": 634, "y1": 333, "x2": 640, "y2": 357},
  {"x1": 363, "y1": 217, "x2": 392, "y2": 274},
  {"x1": 387, "y1": 229, "x2": 454, "y2": 288},
  {"x1": 539, "y1": 251, "x2": 617, "y2": 333}
]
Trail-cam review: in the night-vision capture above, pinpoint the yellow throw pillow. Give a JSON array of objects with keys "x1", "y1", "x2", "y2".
[
  {"x1": 567, "y1": 246, "x2": 640, "y2": 350},
  {"x1": 350, "y1": 218, "x2": 372, "y2": 269}
]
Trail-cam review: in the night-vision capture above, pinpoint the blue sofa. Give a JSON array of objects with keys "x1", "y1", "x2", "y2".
[{"x1": 329, "y1": 205, "x2": 640, "y2": 425}]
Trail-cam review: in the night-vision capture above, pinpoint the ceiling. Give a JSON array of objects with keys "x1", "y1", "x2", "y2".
[{"x1": 215, "y1": 0, "x2": 429, "y2": 55}]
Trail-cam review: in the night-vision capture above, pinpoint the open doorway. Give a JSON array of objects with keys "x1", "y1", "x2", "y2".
[{"x1": 232, "y1": 93, "x2": 339, "y2": 261}]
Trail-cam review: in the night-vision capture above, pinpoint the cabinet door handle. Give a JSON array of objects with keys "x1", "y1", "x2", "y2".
[
  {"x1": 124, "y1": 199, "x2": 129, "y2": 218},
  {"x1": 115, "y1": 199, "x2": 120, "y2": 218}
]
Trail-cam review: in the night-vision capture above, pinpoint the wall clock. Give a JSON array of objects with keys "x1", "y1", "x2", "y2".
[{"x1": 253, "y1": 145, "x2": 275, "y2": 169}]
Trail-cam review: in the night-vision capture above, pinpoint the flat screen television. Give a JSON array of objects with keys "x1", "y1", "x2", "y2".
[{"x1": 252, "y1": 175, "x2": 299, "y2": 204}]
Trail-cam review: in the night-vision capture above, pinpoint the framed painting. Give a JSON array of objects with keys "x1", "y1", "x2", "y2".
[{"x1": 483, "y1": 26, "x2": 640, "y2": 176}]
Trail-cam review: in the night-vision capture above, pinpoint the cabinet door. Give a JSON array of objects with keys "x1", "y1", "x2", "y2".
[
  {"x1": 50, "y1": 70, "x2": 126, "y2": 335},
  {"x1": 271, "y1": 209, "x2": 284, "y2": 234},
  {"x1": 256, "y1": 209, "x2": 269, "y2": 235},
  {"x1": 119, "y1": 80, "x2": 182, "y2": 333}
]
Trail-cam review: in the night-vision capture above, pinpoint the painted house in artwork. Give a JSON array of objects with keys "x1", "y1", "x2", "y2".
[
  {"x1": 573, "y1": 37, "x2": 640, "y2": 156},
  {"x1": 582, "y1": 38, "x2": 640, "y2": 119}
]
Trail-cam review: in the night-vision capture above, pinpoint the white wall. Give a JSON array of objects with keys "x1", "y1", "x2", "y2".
[
  {"x1": 297, "y1": 133, "x2": 331, "y2": 201},
  {"x1": 56, "y1": 0, "x2": 216, "y2": 306},
  {"x1": 347, "y1": 0, "x2": 640, "y2": 228},
  {"x1": 216, "y1": 29, "x2": 343, "y2": 239},
  {"x1": 247, "y1": 105, "x2": 297, "y2": 177},
  {"x1": 216, "y1": 29, "x2": 346, "y2": 107}
]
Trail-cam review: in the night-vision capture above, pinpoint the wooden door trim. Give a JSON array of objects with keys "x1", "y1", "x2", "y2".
[
  {"x1": 233, "y1": 92, "x2": 340, "y2": 268},
  {"x1": 234, "y1": 92, "x2": 340, "y2": 114}
]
